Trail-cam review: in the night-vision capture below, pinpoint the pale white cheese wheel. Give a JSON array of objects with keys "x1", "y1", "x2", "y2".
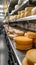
[{"x1": 31, "y1": 7, "x2": 36, "y2": 15}]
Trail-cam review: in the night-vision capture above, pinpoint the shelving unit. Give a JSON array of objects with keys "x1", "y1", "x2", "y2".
[
  {"x1": 16, "y1": 15, "x2": 36, "y2": 21},
  {"x1": 10, "y1": 0, "x2": 28, "y2": 15},
  {"x1": 3, "y1": 0, "x2": 36, "y2": 65},
  {"x1": 4, "y1": 29, "x2": 25, "y2": 65},
  {"x1": 3, "y1": 0, "x2": 29, "y2": 21}
]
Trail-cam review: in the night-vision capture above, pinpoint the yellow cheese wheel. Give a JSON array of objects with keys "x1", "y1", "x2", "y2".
[
  {"x1": 21, "y1": 10, "x2": 25, "y2": 18},
  {"x1": 26, "y1": 49, "x2": 36, "y2": 64},
  {"x1": 9, "y1": 16, "x2": 14, "y2": 21},
  {"x1": 25, "y1": 7, "x2": 33, "y2": 17},
  {"x1": 25, "y1": 7, "x2": 33, "y2": 12},
  {"x1": 18, "y1": 11, "x2": 21, "y2": 15},
  {"x1": 17, "y1": 15, "x2": 21, "y2": 19},
  {"x1": 25, "y1": 32, "x2": 36, "y2": 39},
  {"x1": 22, "y1": 57, "x2": 28, "y2": 65},
  {"x1": 18, "y1": 10, "x2": 25, "y2": 18},
  {"x1": 15, "y1": 43, "x2": 32, "y2": 50},
  {"x1": 14, "y1": 36, "x2": 33, "y2": 45}
]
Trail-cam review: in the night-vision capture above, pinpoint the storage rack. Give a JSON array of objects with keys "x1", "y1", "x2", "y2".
[
  {"x1": 10, "y1": 0, "x2": 29, "y2": 15},
  {"x1": 3, "y1": 0, "x2": 36, "y2": 65}
]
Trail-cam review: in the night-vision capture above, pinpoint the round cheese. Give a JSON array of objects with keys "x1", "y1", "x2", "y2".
[
  {"x1": 25, "y1": 7, "x2": 33, "y2": 17},
  {"x1": 15, "y1": 43, "x2": 32, "y2": 50},
  {"x1": 25, "y1": 32, "x2": 36, "y2": 39},
  {"x1": 14, "y1": 30, "x2": 24, "y2": 36},
  {"x1": 26, "y1": 49, "x2": 36, "y2": 63},
  {"x1": 31, "y1": 7, "x2": 36, "y2": 15},
  {"x1": 14, "y1": 36, "x2": 33, "y2": 45}
]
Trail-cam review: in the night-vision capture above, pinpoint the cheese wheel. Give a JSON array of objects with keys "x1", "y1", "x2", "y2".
[
  {"x1": 26, "y1": 49, "x2": 36, "y2": 64},
  {"x1": 25, "y1": 32, "x2": 36, "y2": 39},
  {"x1": 15, "y1": 43, "x2": 32, "y2": 50},
  {"x1": 25, "y1": 7, "x2": 33, "y2": 12},
  {"x1": 22, "y1": 57, "x2": 28, "y2": 65},
  {"x1": 31, "y1": 7, "x2": 36, "y2": 15},
  {"x1": 18, "y1": 11, "x2": 21, "y2": 15},
  {"x1": 8, "y1": 34, "x2": 17, "y2": 38},
  {"x1": 25, "y1": 7, "x2": 33, "y2": 17},
  {"x1": 14, "y1": 36, "x2": 33, "y2": 45},
  {"x1": 9, "y1": 16, "x2": 14, "y2": 21},
  {"x1": 17, "y1": 15, "x2": 21, "y2": 19},
  {"x1": 21, "y1": 10, "x2": 25, "y2": 18},
  {"x1": 14, "y1": 30, "x2": 24, "y2": 36}
]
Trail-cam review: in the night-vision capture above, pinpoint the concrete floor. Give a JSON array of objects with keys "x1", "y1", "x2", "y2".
[{"x1": 0, "y1": 34, "x2": 9, "y2": 65}]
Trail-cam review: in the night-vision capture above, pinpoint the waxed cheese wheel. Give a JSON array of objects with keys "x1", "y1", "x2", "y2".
[
  {"x1": 25, "y1": 32, "x2": 36, "y2": 39},
  {"x1": 14, "y1": 36, "x2": 33, "y2": 45},
  {"x1": 15, "y1": 43, "x2": 32, "y2": 50},
  {"x1": 26, "y1": 49, "x2": 36, "y2": 65}
]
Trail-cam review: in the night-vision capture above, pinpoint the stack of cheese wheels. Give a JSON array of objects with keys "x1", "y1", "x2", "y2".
[
  {"x1": 22, "y1": 49, "x2": 36, "y2": 65},
  {"x1": 25, "y1": 32, "x2": 36, "y2": 47},
  {"x1": 25, "y1": 7, "x2": 33, "y2": 17},
  {"x1": 13, "y1": 36, "x2": 33, "y2": 50}
]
